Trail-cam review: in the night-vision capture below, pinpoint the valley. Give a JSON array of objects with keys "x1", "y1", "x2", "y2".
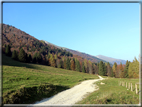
[{"x1": 2, "y1": 23, "x2": 140, "y2": 105}]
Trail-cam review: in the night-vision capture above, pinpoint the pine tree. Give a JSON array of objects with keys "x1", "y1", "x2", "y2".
[
  {"x1": 97, "y1": 63, "x2": 99, "y2": 68},
  {"x1": 28, "y1": 54, "x2": 32, "y2": 63},
  {"x1": 37, "y1": 52, "x2": 42, "y2": 63},
  {"x1": 82, "y1": 62, "x2": 86, "y2": 73},
  {"x1": 111, "y1": 69, "x2": 114, "y2": 77},
  {"x1": 66, "y1": 58, "x2": 70, "y2": 70},
  {"x1": 25, "y1": 53, "x2": 28, "y2": 62},
  {"x1": 32, "y1": 52, "x2": 37, "y2": 63},
  {"x1": 59, "y1": 60, "x2": 63, "y2": 68},
  {"x1": 18, "y1": 48, "x2": 26, "y2": 62},
  {"x1": 94, "y1": 64, "x2": 99, "y2": 75},
  {"x1": 99, "y1": 61, "x2": 104, "y2": 76},
  {"x1": 124, "y1": 60, "x2": 129, "y2": 78},
  {"x1": 84, "y1": 59, "x2": 88, "y2": 72},
  {"x1": 63, "y1": 59, "x2": 66, "y2": 69},
  {"x1": 5, "y1": 44, "x2": 11, "y2": 56},
  {"x1": 107, "y1": 62, "x2": 111, "y2": 76},
  {"x1": 75, "y1": 59, "x2": 80, "y2": 72},
  {"x1": 12, "y1": 50, "x2": 18, "y2": 60},
  {"x1": 88, "y1": 60, "x2": 93, "y2": 74},
  {"x1": 82, "y1": 65, "x2": 86, "y2": 73},
  {"x1": 92, "y1": 63, "x2": 95, "y2": 74},
  {"x1": 103, "y1": 63, "x2": 107, "y2": 76}
]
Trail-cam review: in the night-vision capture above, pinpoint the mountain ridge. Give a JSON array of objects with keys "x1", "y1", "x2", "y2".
[
  {"x1": 95, "y1": 55, "x2": 126, "y2": 65},
  {"x1": 42, "y1": 40, "x2": 108, "y2": 64}
]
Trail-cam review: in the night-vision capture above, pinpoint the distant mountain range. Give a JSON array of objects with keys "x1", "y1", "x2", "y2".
[{"x1": 95, "y1": 55, "x2": 126, "y2": 65}]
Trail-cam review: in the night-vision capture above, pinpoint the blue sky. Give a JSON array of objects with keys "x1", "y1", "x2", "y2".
[{"x1": 3, "y1": 3, "x2": 140, "y2": 61}]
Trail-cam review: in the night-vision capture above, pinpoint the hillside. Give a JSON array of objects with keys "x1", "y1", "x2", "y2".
[
  {"x1": 2, "y1": 23, "x2": 105, "y2": 65},
  {"x1": 1, "y1": 23, "x2": 106, "y2": 64},
  {"x1": 2, "y1": 23, "x2": 73, "y2": 63},
  {"x1": 2, "y1": 54, "x2": 99, "y2": 104},
  {"x1": 96, "y1": 55, "x2": 126, "y2": 65},
  {"x1": 43, "y1": 40, "x2": 107, "y2": 64},
  {"x1": 2, "y1": 23, "x2": 109, "y2": 75},
  {"x1": 65, "y1": 48, "x2": 108, "y2": 63}
]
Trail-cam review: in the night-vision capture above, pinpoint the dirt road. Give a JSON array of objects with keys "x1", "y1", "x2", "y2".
[{"x1": 30, "y1": 75, "x2": 104, "y2": 106}]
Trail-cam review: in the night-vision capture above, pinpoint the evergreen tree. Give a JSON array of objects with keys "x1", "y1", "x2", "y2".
[
  {"x1": 111, "y1": 69, "x2": 114, "y2": 77},
  {"x1": 92, "y1": 63, "x2": 95, "y2": 74},
  {"x1": 25, "y1": 53, "x2": 28, "y2": 62},
  {"x1": 124, "y1": 60, "x2": 129, "y2": 78},
  {"x1": 97, "y1": 63, "x2": 99, "y2": 68},
  {"x1": 84, "y1": 59, "x2": 88, "y2": 72},
  {"x1": 63, "y1": 59, "x2": 66, "y2": 69},
  {"x1": 32, "y1": 52, "x2": 37, "y2": 63},
  {"x1": 94, "y1": 64, "x2": 99, "y2": 75},
  {"x1": 5, "y1": 44, "x2": 11, "y2": 56},
  {"x1": 59, "y1": 60, "x2": 63, "y2": 68},
  {"x1": 88, "y1": 60, "x2": 93, "y2": 74},
  {"x1": 66, "y1": 58, "x2": 70, "y2": 70},
  {"x1": 99, "y1": 61, "x2": 104, "y2": 76},
  {"x1": 18, "y1": 48, "x2": 26, "y2": 62},
  {"x1": 75, "y1": 60, "x2": 80, "y2": 72},
  {"x1": 47, "y1": 52, "x2": 50, "y2": 59},
  {"x1": 12, "y1": 50, "x2": 18, "y2": 60},
  {"x1": 37, "y1": 52, "x2": 42, "y2": 63},
  {"x1": 103, "y1": 63, "x2": 107, "y2": 76},
  {"x1": 82, "y1": 62, "x2": 86, "y2": 73},
  {"x1": 28, "y1": 54, "x2": 32, "y2": 63},
  {"x1": 107, "y1": 62, "x2": 111, "y2": 76}
]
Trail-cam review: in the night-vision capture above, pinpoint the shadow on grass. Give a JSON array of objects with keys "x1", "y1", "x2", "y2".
[
  {"x1": 3, "y1": 83, "x2": 69, "y2": 104},
  {"x1": 2, "y1": 54, "x2": 41, "y2": 70}
]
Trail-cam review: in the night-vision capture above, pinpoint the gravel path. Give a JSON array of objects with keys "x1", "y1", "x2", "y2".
[{"x1": 29, "y1": 75, "x2": 104, "y2": 106}]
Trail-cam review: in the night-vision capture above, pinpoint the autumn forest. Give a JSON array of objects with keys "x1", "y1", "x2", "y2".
[{"x1": 2, "y1": 24, "x2": 139, "y2": 78}]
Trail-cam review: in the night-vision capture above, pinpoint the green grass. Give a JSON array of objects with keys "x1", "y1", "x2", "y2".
[
  {"x1": 77, "y1": 77, "x2": 140, "y2": 104},
  {"x1": 2, "y1": 54, "x2": 99, "y2": 104}
]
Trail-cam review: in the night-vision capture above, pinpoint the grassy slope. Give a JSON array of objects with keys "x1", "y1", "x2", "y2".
[
  {"x1": 2, "y1": 54, "x2": 99, "y2": 104},
  {"x1": 77, "y1": 77, "x2": 140, "y2": 104}
]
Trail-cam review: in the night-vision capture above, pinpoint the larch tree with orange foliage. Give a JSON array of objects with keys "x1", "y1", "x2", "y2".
[{"x1": 119, "y1": 63, "x2": 124, "y2": 78}]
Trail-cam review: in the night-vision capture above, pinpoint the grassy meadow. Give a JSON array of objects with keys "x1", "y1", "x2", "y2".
[
  {"x1": 77, "y1": 77, "x2": 140, "y2": 104},
  {"x1": 2, "y1": 54, "x2": 99, "y2": 104}
]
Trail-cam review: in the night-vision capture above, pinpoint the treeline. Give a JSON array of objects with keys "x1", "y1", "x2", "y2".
[
  {"x1": 97, "y1": 58, "x2": 139, "y2": 78},
  {"x1": 3, "y1": 44, "x2": 139, "y2": 78},
  {"x1": 3, "y1": 44, "x2": 99, "y2": 74}
]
